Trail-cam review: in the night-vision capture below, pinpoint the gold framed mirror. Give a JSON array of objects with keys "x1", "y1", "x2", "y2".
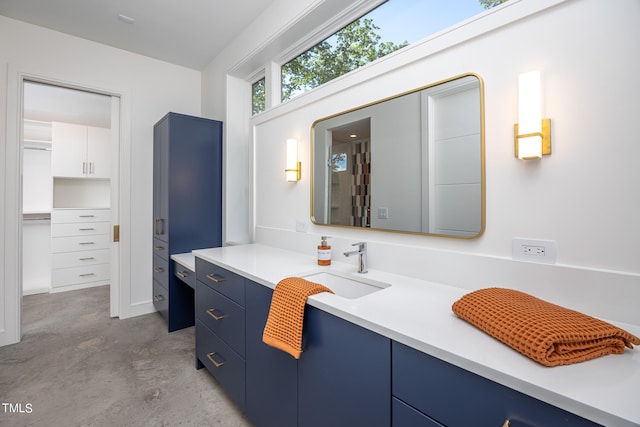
[{"x1": 311, "y1": 73, "x2": 485, "y2": 238}]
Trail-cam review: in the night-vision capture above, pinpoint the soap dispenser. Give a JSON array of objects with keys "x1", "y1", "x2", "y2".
[{"x1": 317, "y1": 236, "x2": 331, "y2": 266}]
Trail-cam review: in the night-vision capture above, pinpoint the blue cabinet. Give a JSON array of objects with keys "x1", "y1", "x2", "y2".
[
  {"x1": 152, "y1": 112, "x2": 222, "y2": 332},
  {"x1": 193, "y1": 263, "x2": 600, "y2": 426},
  {"x1": 392, "y1": 398, "x2": 443, "y2": 427},
  {"x1": 195, "y1": 258, "x2": 246, "y2": 410},
  {"x1": 298, "y1": 306, "x2": 391, "y2": 427},
  {"x1": 392, "y1": 341, "x2": 598, "y2": 427},
  {"x1": 245, "y1": 279, "x2": 298, "y2": 427}
]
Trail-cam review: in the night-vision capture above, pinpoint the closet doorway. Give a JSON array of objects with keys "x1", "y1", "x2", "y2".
[{"x1": 21, "y1": 80, "x2": 120, "y2": 320}]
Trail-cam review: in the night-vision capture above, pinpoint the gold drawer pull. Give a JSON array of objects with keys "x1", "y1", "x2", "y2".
[
  {"x1": 177, "y1": 270, "x2": 191, "y2": 278},
  {"x1": 79, "y1": 228, "x2": 95, "y2": 231},
  {"x1": 502, "y1": 421, "x2": 510, "y2": 427},
  {"x1": 206, "y1": 273, "x2": 225, "y2": 283},
  {"x1": 79, "y1": 215, "x2": 95, "y2": 218},
  {"x1": 79, "y1": 241, "x2": 95, "y2": 245},
  {"x1": 206, "y1": 352, "x2": 225, "y2": 368},
  {"x1": 154, "y1": 294, "x2": 165, "y2": 302},
  {"x1": 206, "y1": 308, "x2": 226, "y2": 321},
  {"x1": 79, "y1": 273, "x2": 95, "y2": 277},
  {"x1": 154, "y1": 267, "x2": 165, "y2": 273},
  {"x1": 154, "y1": 245, "x2": 166, "y2": 251},
  {"x1": 79, "y1": 257, "x2": 95, "y2": 261}
]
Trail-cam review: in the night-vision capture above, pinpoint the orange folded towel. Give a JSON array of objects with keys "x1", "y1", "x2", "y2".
[
  {"x1": 262, "y1": 277, "x2": 333, "y2": 359},
  {"x1": 452, "y1": 288, "x2": 640, "y2": 367}
]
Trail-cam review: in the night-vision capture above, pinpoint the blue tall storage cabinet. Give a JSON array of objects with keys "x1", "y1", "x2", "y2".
[{"x1": 152, "y1": 112, "x2": 222, "y2": 332}]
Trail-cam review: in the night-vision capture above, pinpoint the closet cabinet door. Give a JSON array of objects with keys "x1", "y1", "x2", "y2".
[
  {"x1": 87, "y1": 126, "x2": 111, "y2": 178},
  {"x1": 52, "y1": 122, "x2": 111, "y2": 178},
  {"x1": 52, "y1": 122, "x2": 87, "y2": 178}
]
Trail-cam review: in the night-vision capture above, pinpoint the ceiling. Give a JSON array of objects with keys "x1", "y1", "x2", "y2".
[
  {"x1": 0, "y1": 0, "x2": 276, "y2": 70},
  {"x1": 23, "y1": 81, "x2": 112, "y2": 128}
]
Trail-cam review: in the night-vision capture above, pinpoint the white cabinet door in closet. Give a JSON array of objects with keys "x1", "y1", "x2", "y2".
[
  {"x1": 52, "y1": 122, "x2": 87, "y2": 178},
  {"x1": 87, "y1": 126, "x2": 111, "y2": 179},
  {"x1": 52, "y1": 122, "x2": 111, "y2": 178}
]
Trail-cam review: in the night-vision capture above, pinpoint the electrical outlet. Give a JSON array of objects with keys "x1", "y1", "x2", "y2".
[
  {"x1": 378, "y1": 207, "x2": 389, "y2": 219},
  {"x1": 512, "y1": 238, "x2": 556, "y2": 264},
  {"x1": 522, "y1": 245, "x2": 545, "y2": 256}
]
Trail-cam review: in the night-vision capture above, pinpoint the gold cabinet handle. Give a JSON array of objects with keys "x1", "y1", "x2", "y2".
[
  {"x1": 79, "y1": 257, "x2": 95, "y2": 261},
  {"x1": 154, "y1": 267, "x2": 165, "y2": 273},
  {"x1": 154, "y1": 294, "x2": 165, "y2": 302},
  {"x1": 154, "y1": 245, "x2": 166, "y2": 251},
  {"x1": 206, "y1": 273, "x2": 225, "y2": 283},
  {"x1": 79, "y1": 273, "x2": 95, "y2": 277},
  {"x1": 176, "y1": 270, "x2": 191, "y2": 278},
  {"x1": 206, "y1": 308, "x2": 226, "y2": 321},
  {"x1": 502, "y1": 421, "x2": 510, "y2": 427},
  {"x1": 79, "y1": 227, "x2": 95, "y2": 231},
  {"x1": 79, "y1": 242, "x2": 95, "y2": 245},
  {"x1": 206, "y1": 352, "x2": 225, "y2": 368},
  {"x1": 155, "y1": 218, "x2": 165, "y2": 235}
]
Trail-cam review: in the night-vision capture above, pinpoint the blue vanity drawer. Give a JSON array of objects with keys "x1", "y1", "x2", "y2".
[
  {"x1": 153, "y1": 254, "x2": 169, "y2": 289},
  {"x1": 153, "y1": 238, "x2": 169, "y2": 261},
  {"x1": 152, "y1": 280, "x2": 168, "y2": 320},
  {"x1": 196, "y1": 320, "x2": 245, "y2": 410},
  {"x1": 196, "y1": 281, "x2": 245, "y2": 357},
  {"x1": 173, "y1": 261, "x2": 195, "y2": 289},
  {"x1": 196, "y1": 257, "x2": 245, "y2": 305},
  {"x1": 392, "y1": 397, "x2": 443, "y2": 427},
  {"x1": 392, "y1": 341, "x2": 598, "y2": 427}
]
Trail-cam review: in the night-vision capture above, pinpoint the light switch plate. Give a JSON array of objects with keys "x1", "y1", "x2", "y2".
[{"x1": 295, "y1": 220, "x2": 309, "y2": 233}]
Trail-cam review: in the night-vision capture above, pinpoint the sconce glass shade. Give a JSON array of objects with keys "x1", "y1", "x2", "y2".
[
  {"x1": 515, "y1": 71, "x2": 551, "y2": 160},
  {"x1": 285, "y1": 138, "x2": 301, "y2": 182}
]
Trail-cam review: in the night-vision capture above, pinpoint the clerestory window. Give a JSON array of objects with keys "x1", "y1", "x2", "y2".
[{"x1": 250, "y1": 0, "x2": 509, "y2": 112}]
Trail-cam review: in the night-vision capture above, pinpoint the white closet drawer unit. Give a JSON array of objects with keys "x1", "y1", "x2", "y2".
[
  {"x1": 51, "y1": 208, "x2": 111, "y2": 289},
  {"x1": 52, "y1": 264, "x2": 110, "y2": 287},
  {"x1": 51, "y1": 209, "x2": 110, "y2": 224},
  {"x1": 51, "y1": 222, "x2": 110, "y2": 237},
  {"x1": 52, "y1": 249, "x2": 110, "y2": 269},
  {"x1": 51, "y1": 234, "x2": 110, "y2": 253}
]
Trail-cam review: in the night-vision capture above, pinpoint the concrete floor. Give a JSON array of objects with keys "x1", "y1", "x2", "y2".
[{"x1": 0, "y1": 286, "x2": 252, "y2": 426}]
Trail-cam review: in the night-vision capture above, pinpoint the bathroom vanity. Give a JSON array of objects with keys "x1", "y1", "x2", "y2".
[{"x1": 192, "y1": 244, "x2": 640, "y2": 427}]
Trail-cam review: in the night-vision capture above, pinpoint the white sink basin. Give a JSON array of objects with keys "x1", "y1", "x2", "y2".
[{"x1": 302, "y1": 271, "x2": 391, "y2": 299}]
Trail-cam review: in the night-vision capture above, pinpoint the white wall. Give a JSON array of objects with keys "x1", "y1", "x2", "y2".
[
  {"x1": 203, "y1": 0, "x2": 640, "y2": 326},
  {"x1": 1, "y1": 16, "x2": 202, "y2": 345}
]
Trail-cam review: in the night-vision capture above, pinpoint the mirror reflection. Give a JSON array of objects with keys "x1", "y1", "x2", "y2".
[{"x1": 311, "y1": 74, "x2": 485, "y2": 238}]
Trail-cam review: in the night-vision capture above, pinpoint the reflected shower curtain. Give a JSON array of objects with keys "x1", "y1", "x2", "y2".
[{"x1": 350, "y1": 140, "x2": 371, "y2": 227}]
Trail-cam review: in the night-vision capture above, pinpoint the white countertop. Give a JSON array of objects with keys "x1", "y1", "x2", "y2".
[
  {"x1": 192, "y1": 244, "x2": 640, "y2": 427},
  {"x1": 171, "y1": 253, "x2": 195, "y2": 272}
]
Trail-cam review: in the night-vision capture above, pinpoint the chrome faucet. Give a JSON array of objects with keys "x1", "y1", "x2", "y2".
[{"x1": 343, "y1": 242, "x2": 367, "y2": 274}]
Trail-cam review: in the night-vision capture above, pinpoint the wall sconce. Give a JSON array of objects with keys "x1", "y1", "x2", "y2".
[
  {"x1": 285, "y1": 138, "x2": 301, "y2": 182},
  {"x1": 514, "y1": 71, "x2": 551, "y2": 160}
]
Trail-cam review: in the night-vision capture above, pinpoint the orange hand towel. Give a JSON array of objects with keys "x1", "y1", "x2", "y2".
[
  {"x1": 262, "y1": 277, "x2": 333, "y2": 359},
  {"x1": 452, "y1": 288, "x2": 640, "y2": 367}
]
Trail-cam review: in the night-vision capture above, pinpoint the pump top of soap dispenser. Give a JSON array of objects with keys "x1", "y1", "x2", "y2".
[{"x1": 320, "y1": 236, "x2": 329, "y2": 246}]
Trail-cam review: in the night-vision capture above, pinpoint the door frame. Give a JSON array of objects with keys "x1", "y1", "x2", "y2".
[{"x1": 2, "y1": 65, "x2": 130, "y2": 346}]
